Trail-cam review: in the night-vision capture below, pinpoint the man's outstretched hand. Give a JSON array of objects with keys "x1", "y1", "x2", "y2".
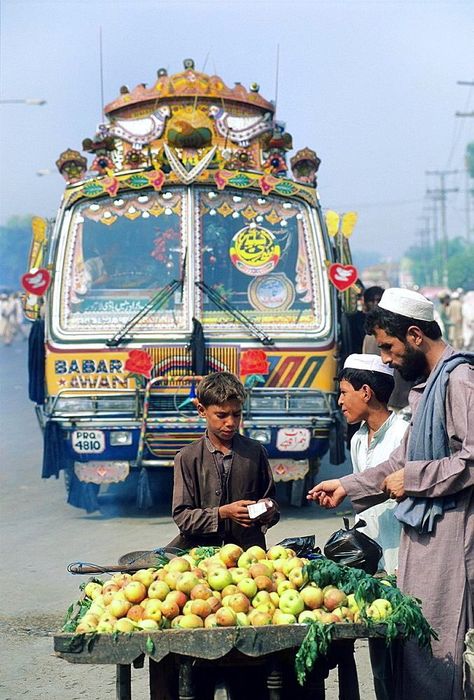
[{"x1": 307, "y1": 480, "x2": 347, "y2": 508}]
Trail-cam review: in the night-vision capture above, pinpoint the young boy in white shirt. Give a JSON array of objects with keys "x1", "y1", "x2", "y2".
[
  {"x1": 338, "y1": 354, "x2": 409, "y2": 700},
  {"x1": 339, "y1": 354, "x2": 408, "y2": 574}
]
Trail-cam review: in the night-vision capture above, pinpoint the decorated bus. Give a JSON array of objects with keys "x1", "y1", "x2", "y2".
[{"x1": 23, "y1": 59, "x2": 358, "y2": 511}]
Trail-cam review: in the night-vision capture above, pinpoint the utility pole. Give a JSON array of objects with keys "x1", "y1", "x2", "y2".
[
  {"x1": 416, "y1": 215, "x2": 431, "y2": 286},
  {"x1": 426, "y1": 170, "x2": 459, "y2": 288},
  {"x1": 455, "y1": 80, "x2": 474, "y2": 242},
  {"x1": 455, "y1": 80, "x2": 474, "y2": 118}
]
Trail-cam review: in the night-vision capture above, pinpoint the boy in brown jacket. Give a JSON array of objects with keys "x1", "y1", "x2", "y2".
[{"x1": 171, "y1": 372, "x2": 279, "y2": 550}]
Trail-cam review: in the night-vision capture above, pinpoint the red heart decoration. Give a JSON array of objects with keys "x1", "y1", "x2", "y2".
[
  {"x1": 328, "y1": 263, "x2": 358, "y2": 292},
  {"x1": 21, "y1": 268, "x2": 51, "y2": 296}
]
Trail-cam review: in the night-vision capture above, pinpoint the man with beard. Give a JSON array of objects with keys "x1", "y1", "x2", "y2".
[{"x1": 307, "y1": 288, "x2": 473, "y2": 700}]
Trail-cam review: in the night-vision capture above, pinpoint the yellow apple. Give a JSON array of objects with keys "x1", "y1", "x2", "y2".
[
  {"x1": 123, "y1": 581, "x2": 147, "y2": 604},
  {"x1": 215, "y1": 607, "x2": 237, "y2": 627},
  {"x1": 84, "y1": 581, "x2": 103, "y2": 600},
  {"x1": 132, "y1": 569, "x2": 155, "y2": 588},
  {"x1": 114, "y1": 618, "x2": 136, "y2": 633}
]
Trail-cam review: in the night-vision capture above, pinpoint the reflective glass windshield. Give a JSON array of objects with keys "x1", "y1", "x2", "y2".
[
  {"x1": 59, "y1": 190, "x2": 188, "y2": 333},
  {"x1": 196, "y1": 189, "x2": 325, "y2": 333}
]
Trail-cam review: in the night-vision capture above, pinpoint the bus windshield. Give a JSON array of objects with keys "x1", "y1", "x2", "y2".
[
  {"x1": 58, "y1": 189, "x2": 188, "y2": 335},
  {"x1": 55, "y1": 186, "x2": 330, "y2": 340},
  {"x1": 197, "y1": 188, "x2": 327, "y2": 335}
]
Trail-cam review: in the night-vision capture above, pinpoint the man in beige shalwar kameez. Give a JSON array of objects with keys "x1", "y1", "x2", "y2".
[{"x1": 308, "y1": 288, "x2": 473, "y2": 700}]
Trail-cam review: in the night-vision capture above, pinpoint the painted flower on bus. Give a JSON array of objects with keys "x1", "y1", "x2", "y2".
[{"x1": 124, "y1": 349, "x2": 154, "y2": 379}]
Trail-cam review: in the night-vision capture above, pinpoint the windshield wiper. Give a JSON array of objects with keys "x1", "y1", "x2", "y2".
[
  {"x1": 105, "y1": 279, "x2": 182, "y2": 347},
  {"x1": 196, "y1": 280, "x2": 274, "y2": 346}
]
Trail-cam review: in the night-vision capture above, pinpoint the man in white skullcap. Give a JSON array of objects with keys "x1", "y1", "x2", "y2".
[{"x1": 308, "y1": 288, "x2": 474, "y2": 700}]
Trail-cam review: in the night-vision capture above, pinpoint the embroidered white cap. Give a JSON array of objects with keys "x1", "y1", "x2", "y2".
[
  {"x1": 343, "y1": 354, "x2": 394, "y2": 376},
  {"x1": 378, "y1": 287, "x2": 434, "y2": 322}
]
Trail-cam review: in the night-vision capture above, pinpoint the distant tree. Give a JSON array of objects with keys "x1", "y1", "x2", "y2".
[
  {"x1": 0, "y1": 217, "x2": 34, "y2": 289},
  {"x1": 405, "y1": 237, "x2": 473, "y2": 290}
]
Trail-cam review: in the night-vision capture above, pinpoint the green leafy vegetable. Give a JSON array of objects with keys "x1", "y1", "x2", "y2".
[
  {"x1": 295, "y1": 621, "x2": 334, "y2": 685},
  {"x1": 145, "y1": 636, "x2": 155, "y2": 654}
]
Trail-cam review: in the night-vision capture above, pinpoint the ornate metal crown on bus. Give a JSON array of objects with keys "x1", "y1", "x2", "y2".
[{"x1": 56, "y1": 59, "x2": 321, "y2": 204}]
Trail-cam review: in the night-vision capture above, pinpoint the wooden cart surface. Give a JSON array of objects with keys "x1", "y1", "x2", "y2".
[{"x1": 54, "y1": 623, "x2": 398, "y2": 700}]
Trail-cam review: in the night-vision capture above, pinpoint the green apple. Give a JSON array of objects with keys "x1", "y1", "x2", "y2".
[
  {"x1": 366, "y1": 599, "x2": 393, "y2": 621},
  {"x1": 300, "y1": 585, "x2": 324, "y2": 610},
  {"x1": 75, "y1": 620, "x2": 97, "y2": 634},
  {"x1": 148, "y1": 580, "x2": 170, "y2": 601},
  {"x1": 84, "y1": 581, "x2": 103, "y2": 600},
  {"x1": 237, "y1": 552, "x2": 258, "y2": 569},
  {"x1": 245, "y1": 545, "x2": 267, "y2": 561},
  {"x1": 132, "y1": 568, "x2": 155, "y2": 588},
  {"x1": 266, "y1": 545, "x2": 288, "y2": 561},
  {"x1": 229, "y1": 567, "x2": 249, "y2": 584},
  {"x1": 207, "y1": 567, "x2": 233, "y2": 591},
  {"x1": 346, "y1": 594, "x2": 360, "y2": 614},
  {"x1": 168, "y1": 557, "x2": 192, "y2": 573},
  {"x1": 108, "y1": 598, "x2": 132, "y2": 619},
  {"x1": 176, "y1": 572, "x2": 201, "y2": 594},
  {"x1": 113, "y1": 618, "x2": 136, "y2": 633},
  {"x1": 237, "y1": 577, "x2": 258, "y2": 599},
  {"x1": 273, "y1": 609, "x2": 297, "y2": 625},
  {"x1": 235, "y1": 611, "x2": 250, "y2": 626},
  {"x1": 177, "y1": 613, "x2": 204, "y2": 629},
  {"x1": 278, "y1": 589, "x2": 304, "y2": 616},
  {"x1": 282, "y1": 557, "x2": 305, "y2": 577},
  {"x1": 297, "y1": 610, "x2": 316, "y2": 624},
  {"x1": 277, "y1": 580, "x2": 296, "y2": 596},
  {"x1": 288, "y1": 566, "x2": 308, "y2": 589},
  {"x1": 136, "y1": 618, "x2": 160, "y2": 631},
  {"x1": 143, "y1": 600, "x2": 163, "y2": 622},
  {"x1": 252, "y1": 590, "x2": 271, "y2": 607}
]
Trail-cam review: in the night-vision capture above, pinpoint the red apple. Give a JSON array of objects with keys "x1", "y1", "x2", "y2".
[
  {"x1": 218, "y1": 544, "x2": 243, "y2": 568},
  {"x1": 127, "y1": 605, "x2": 146, "y2": 622},
  {"x1": 300, "y1": 585, "x2": 324, "y2": 610},
  {"x1": 160, "y1": 600, "x2": 180, "y2": 620},
  {"x1": 215, "y1": 607, "x2": 237, "y2": 627},
  {"x1": 323, "y1": 588, "x2": 347, "y2": 612}
]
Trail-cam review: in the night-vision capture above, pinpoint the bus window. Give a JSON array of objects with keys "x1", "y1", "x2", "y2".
[
  {"x1": 58, "y1": 190, "x2": 188, "y2": 335},
  {"x1": 197, "y1": 189, "x2": 327, "y2": 336}
]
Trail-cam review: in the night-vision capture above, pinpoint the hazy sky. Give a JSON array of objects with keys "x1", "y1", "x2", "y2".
[{"x1": 1, "y1": 0, "x2": 472, "y2": 260}]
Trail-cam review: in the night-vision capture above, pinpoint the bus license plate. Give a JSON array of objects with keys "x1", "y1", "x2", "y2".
[{"x1": 72, "y1": 430, "x2": 105, "y2": 454}]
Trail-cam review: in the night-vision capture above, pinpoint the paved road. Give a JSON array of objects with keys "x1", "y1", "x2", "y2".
[{"x1": 0, "y1": 341, "x2": 375, "y2": 699}]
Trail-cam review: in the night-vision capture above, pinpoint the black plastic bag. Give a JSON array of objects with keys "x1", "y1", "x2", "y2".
[
  {"x1": 323, "y1": 517, "x2": 382, "y2": 575},
  {"x1": 275, "y1": 535, "x2": 321, "y2": 557}
]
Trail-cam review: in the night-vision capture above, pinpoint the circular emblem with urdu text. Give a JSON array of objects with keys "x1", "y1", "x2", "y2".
[{"x1": 229, "y1": 225, "x2": 280, "y2": 276}]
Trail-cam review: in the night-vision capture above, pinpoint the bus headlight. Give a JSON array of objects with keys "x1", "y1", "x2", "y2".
[
  {"x1": 248, "y1": 429, "x2": 272, "y2": 444},
  {"x1": 110, "y1": 431, "x2": 133, "y2": 446}
]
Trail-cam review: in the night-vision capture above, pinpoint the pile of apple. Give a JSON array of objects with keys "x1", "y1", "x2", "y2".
[{"x1": 73, "y1": 543, "x2": 393, "y2": 635}]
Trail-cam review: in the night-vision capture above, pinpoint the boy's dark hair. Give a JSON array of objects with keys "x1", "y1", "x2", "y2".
[
  {"x1": 363, "y1": 286, "x2": 384, "y2": 304},
  {"x1": 338, "y1": 368, "x2": 394, "y2": 405},
  {"x1": 365, "y1": 307, "x2": 442, "y2": 341},
  {"x1": 196, "y1": 372, "x2": 246, "y2": 407}
]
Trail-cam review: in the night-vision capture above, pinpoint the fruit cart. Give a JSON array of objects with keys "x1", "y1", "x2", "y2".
[{"x1": 53, "y1": 623, "x2": 396, "y2": 700}]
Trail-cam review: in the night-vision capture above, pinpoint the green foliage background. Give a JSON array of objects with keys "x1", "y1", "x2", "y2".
[{"x1": 0, "y1": 216, "x2": 33, "y2": 290}]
